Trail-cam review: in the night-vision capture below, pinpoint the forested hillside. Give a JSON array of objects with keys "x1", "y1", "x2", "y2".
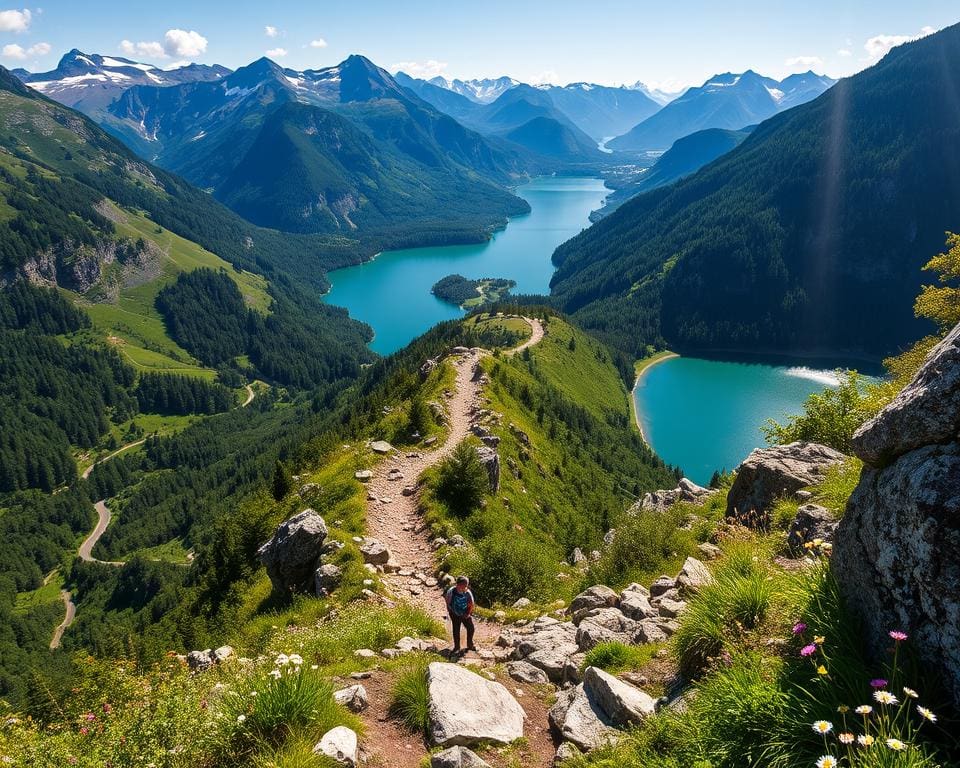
[{"x1": 551, "y1": 23, "x2": 960, "y2": 359}]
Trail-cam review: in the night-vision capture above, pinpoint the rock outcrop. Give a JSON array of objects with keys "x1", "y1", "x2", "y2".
[
  {"x1": 475, "y1": 446, "x2": 501, "y2": 493},
  {"x1": 426, "y1": 662, "x2": 524, "y2": 747},
  {"x1": 834, "y1": 322, "x2": 960, "y2": 707},
  {"x1": 582, "y1": 666, "x2": 657, "y2": 727},
  {"x1": 635, "y1": 477, "x2": 713, "y2": 511},
  {"x1": 726, "y1": 442, "x2": 846, "y2": 526},
  {"x1": 786, "y1": 503, "x2": 838, "y2": 555},
  {"x1": 257, "y1": 510, "x2": 328, "y2": 594}
]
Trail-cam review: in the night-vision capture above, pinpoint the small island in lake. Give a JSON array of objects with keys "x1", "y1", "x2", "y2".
[{"x1": 431, "y1": 274, "x2": 516, "y2": 308}]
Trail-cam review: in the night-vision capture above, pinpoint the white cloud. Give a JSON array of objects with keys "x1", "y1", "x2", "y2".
[
  {"x1": 0, "y1": 8, "x2": 31, "y2": 33},
  {"x1": 163, "y1": 29, "x2": 208, "y2": 58},
  {"x1": 309, "y1": 38, "x2": 328, "y2": 48},
  {"x1": 530, "y1": 69, "x2": 560, "y2": 85},
  {"x1": 837, "y1": 49, "x2": 852, "y2": 57},
  {"x1": 265, "y1": 25, "x2": 279, "y2": 38},
  {"x1": 120, "y1": 39, "x2": 167, "y2": 59},
  {"x1": 266, "y1": 47, "x2": 288, "y2": 58},
  {"x1": 2, "y1": 41, "x2": 50, "y2": 60},
  {"x1": 391, "y1": 59, "x2": 448, "y2": 79},
  {"x1": 864, "y1": 26, "x2": 935, "y2": 61},
  {"x1": 784, "y1": 55, "x2": 824, "y2": 72}
]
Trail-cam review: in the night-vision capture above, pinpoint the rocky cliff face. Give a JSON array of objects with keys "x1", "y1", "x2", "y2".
[{"x1": 834, "y1": 321, "x2": 960, "y2": 706}]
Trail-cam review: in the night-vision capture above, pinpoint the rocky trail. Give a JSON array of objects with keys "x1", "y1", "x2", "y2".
[{"x1": 366, "y1": 317, "x2": 543, "y2": 646}]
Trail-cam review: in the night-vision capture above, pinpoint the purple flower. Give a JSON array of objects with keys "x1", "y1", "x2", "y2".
[
  {"x1": 801, "y1": 644, "x2": 817, "y2": 657},
  {"x1": 793, "y1": 622, "x2": 807, "y2": 635},
  {"x1": 870, "y1": 679, "x2": 888, "y2": 689},
  {"x1": 889, "y1": 630, "x2": 908, "y2": 642}
]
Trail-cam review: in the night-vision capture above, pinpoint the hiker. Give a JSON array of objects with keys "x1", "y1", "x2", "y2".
[{"x1": 444, "y1": 575, "x2": 476, "y2": 653}]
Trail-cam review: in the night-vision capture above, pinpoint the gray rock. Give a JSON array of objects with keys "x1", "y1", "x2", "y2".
[
  {"x1": 582, "y1": 666, "x2": 657, "y2": 726},
  {"x1": 257, "y1": 510, "x2": 328, "y2": 594},
  {"x1": 634, "y1": 620, "x2": 669, "y2": 645},
  {"x1": 726, "y1": 442, "x2": 847, "y2": 526},
  {"x1": 359, "y1": 538, "x2": 390, "y2": 565},
  {"x1": 676, "y1": 556, "x2": 713, "y2": 594},
  {"x1": 526, "y1": 643, "x2": 580, "y2": 683},
  {"x1": 569, "y1": 585, "x2": 619, "y2": 620},
  {"x1": 852, "y1": 322, "x2": 960, "y2": 466},
  {"x1": 619, "y1": 588, "x2": 657, "y2": 621},
  {"x1": 634, "y1": 478, "x2": 713, "y2": 512},
  {"x1": 314, "y1": 726, "x2": 358, "y2": 766},
  {"x1": 315, "y1": 563, "x2": 343, "y2": 596},
  {"x1": 186, "y1": 649, "x2": 214, "y2": 672},
  {"x1": 697, "y1": 542, "x2": 722, "y2": 560},
  {"x1": 354, "y1": 470, "x2": 373, "y2": 482},
  {"x1": 657, "y1": 598, "x2": 687, "y2": 619},
  {"x1": 212, "y1": 645, "x2": 234, "y2": 663},
  {"x1": 475, "y1": 446, "x2": 501, "y2": 493},
  {"x1": 547, "y1": 684, "x2": 619, "y2": 752},
  {"x1": 298, "y1": 482, "x2": 321, "y2": 498},
  {"x1": 511, "y1": 597, "x2": 531, "y2": 609},
  {"x1": 649, "y1": 576, "x2": 675, "y2": 597},
  {"x1": 507, "y1": 660, "x2": 550, "y2": 685},
  {"x1": 563, "y1": 653, "x2": 586, "y2": 684},
  {"x1": 786, "y1": 504, "x2": 838, "y2": 556},
  {"x1": 571, "y1": 547, "x2": 587, "y2": 565},
  {"x1": 575, "y1": 607, "x2": 639, "y2": 650},
  {"x1": 431, "y1": 746, "x2": 491, "y2": 768},
  {"x1": 333, "y1": 684, "x2": 368, "y2": 712},
  {"x1": 426, "y1": 662, "x2": 524, "y2": 747},
  {"x1": 370, "y1": 440, "x2": 394, "y2": 454},
  {"x1": 554, "y1": 742, "x2": 582, "y2": 765}
]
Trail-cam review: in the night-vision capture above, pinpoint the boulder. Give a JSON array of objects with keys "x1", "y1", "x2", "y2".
[
  {"x1": 507, "y1": 660, "x2": 550, "y2": 685},
  {"x1": 186, "y1": 650, "x2": 214, "y2": 672},
  {"x1": 212, "y1": 645, "x2": 234, "y2": 663},
  {"x1": 257, "y1": 510, "x2": 328, "y2": 594},
  {"x1": 569, "y1": 585, "x2": 619, "y2": 620},
  {"x1": 526, "y1": 643, "x2": 580, "y2": 683},
  {"x1": 634, "y1": 620, "x2": 669, "y2": 645},
  {"x1": 354, "y1": 470, "x2": 373, "y2": 482},
  {"x1": 649, "y1": 576, "x2": 675, "y2": 597},
  {"x1": 370, "y1": 440, "x2": 394, "y2": 454},
  {"x1": 619, "y1": 585, "x2": 656, "y2": 620},
  {"x1": 676, "y1": 557, "x2": 712, "y2": 594},
  {"x1": 475, "y1": 446, "x2": 501, "y2": 493},
  {"x1": 512, "y1": 597, "x2": 532, "y2": 609},
  {"x1": 726, "y1": 442, "x2": 847, "y2": 526},
  {"x1": 575, "y1": 608, "x2": 638, "y2": 650},
  {"x1": 582, "y1": 666, "x2": 657, "y2": 726},
  {"x1": 426, "y1": 663, "x2": 524, "y2": 747},
  {"x1": 315, "y1": 563, "x2": 343, "y2": 596},
  {"x1": 547, "y1": 684, "x2": 619, "y2": 752},
  {"x1": 359, "y1": 538, "x2": 390, "y2": 565},
  {"x1": 554, "y1": 742, "x2": 582, "y2": 765},
  {"x1": 656, "y1": 598, "x2": 687, "y2": 619},
  {"x1": 697, "y1": 542, "x2": 722, "y2": 560},
  {"x1": 786, "y1": 504, "x2": 838, "y2": 556},
  {"x1": 314, "y1": 726, "x2": 358, "y2": 766},
  {"x1": 333, "y1": 684, "x2": 368, "y2": 712},
  {"x1": 852, "y1": 322, "x2": 960, "y2": 466},
  {"x1": 431, "y1": 746, "x2": 492, "y2": 768}
]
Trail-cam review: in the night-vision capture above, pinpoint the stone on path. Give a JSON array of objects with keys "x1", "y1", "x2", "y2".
[
  {"x1": 431, "y1": 745, "x2": 492, "y2": 768},
  {"x1": 426, "y1": 662, "x2": 524, "y2": 747},
  {"x1": 314, "y1": 726, "x2": 358, "y2": 766},
  {"x1": 359, "y1": 538, "x2": 390, "y2": 565},
  {"x1": 370, "y1": 441, "x2": 394, "y2": 454},
  {"x1": 548, "y1": 683, "x2": 619, "y2": 752},
  {"x1": 506, "y1": 660, "x2": 550, "y2": 685},
  {"x1": 333, "y1": 684, "x2": 368, "y2": 712}
]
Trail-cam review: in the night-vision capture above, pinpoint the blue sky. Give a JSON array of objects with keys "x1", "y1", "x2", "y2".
[{"x1": 1, "y1": 1, "x2": 957, "y2": 90}]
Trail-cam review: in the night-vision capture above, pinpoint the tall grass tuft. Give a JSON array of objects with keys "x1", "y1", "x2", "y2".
[{"x1": 389, "y1": 656, "x2": 432, "y2": 734}]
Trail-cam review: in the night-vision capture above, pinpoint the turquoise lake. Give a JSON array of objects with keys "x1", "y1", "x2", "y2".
[
  {"x1": 634, "y1": 357, "x2": 849, "y2": 485},
  {"x1": 323, "y1": 176, "x2": 608, "y2": 354}
]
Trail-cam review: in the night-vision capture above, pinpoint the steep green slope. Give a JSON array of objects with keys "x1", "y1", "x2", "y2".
[{"x1": 551, "y1": 24, "x2": 960, "y2": 359}]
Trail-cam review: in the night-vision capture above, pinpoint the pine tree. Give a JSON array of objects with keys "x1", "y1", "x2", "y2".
[{"x1": 271, "y1": 460, "x2": 293, "y2": 501}]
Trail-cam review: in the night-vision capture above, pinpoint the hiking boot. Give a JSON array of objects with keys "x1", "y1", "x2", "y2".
[{"x1": 466, "y1": 644, "x2": 478, "y2": 652}]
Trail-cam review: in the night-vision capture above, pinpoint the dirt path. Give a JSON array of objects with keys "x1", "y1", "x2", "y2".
[
  {"x1": 367, "y1": 317, "x2": 544, "y2": 643},
  {"x1": 242, "y1": 384, "x2": 255, "y2": 407},
  {"x1": 81, "y1": 438, "x2": 146, "y2": 480},
  {"x1": 49, "y1": 590, "x2": 76, "y2": 650}
]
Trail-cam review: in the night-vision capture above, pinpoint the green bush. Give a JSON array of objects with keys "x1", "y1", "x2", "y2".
[
  {"x1": 435, "y1": 441, "x2": 489, "y2": 517},
  {"x1": 452, "y1": 531, "x2": 559, "y2": 605},
  {"x1": 582, "y1": 641, "x2": 659, "y2": 674},
  {"x1": 389, "y1": 657, "x2": 431, "y2": 733}
]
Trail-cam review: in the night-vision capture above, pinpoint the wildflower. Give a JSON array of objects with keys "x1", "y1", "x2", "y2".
[
  {"x1": 889, "y1": 630, "x2": 908, "y2": 641},
  {"x1": 874, "y1": 690, "x2": 899, "y2": 705},
  {"x1": 816, "y1": 756, "x2": 838, "y2": 768},
  {"x1": 79, "y1": 727, "x2": 89, "y2": 736},
  {"x1": 268, "y1": 669, "x2": 282, "y2": 680},
  {"x1": 838, "y1": 733, "x2": 855, "y2": 745},
  {"x1": 870, "y1": 679, "x2": 888, "y2": 689},
  {"x1": 855, "y1": 705, "x2": 873, "y2": 715},
  {"x1": 817, "y1": 665, "x2": 828, "y2": 676},
  {"x1": 812, "y1": 720, "x2": 834, "y2": 735},
  {"x1": 250, "y1": 691, "x2": 258, "y2": 696},
  {"x1": 814, "y1": 635, "x2": 826, "y2": 645},
  {"x1": 917, "y1": 706, "x2": 937, "y2": 723},
  {"x1": 903, "y1": 687, "x2": 919, "y2": 699},
  {"x1": 236, "y1": 714, "x2": 246, "y2": 724},
  {"x1": 858, "y1": 734, "x2": 875, "y2": 747},
  {"x1": 289, "y1": 653, "x2": 303, "y2": 666},
  {"x1": 275, "y1": 653, "x2": 289, "y2": 666},
  {"x1": 885, "y1": 738, "x2": 906, "y2": 751},
  {"x1": 102, "y1": 703, "x2": 112, "y2": 713},
  {"x1": 837, "y1": 705, "x2": 849, "y2": 714},
  {"x1": 793, "y1": 622, "x2": 808, "y2": 635},
  {"x1": 311, "y1": 664, "x2": 319, "y2": 670},
  {"x1": 84, "y1": 713, "x2": 96, "y2": 721},
  {"x1": 801, "y1": 644, "x2": 818, "y2": 657}
]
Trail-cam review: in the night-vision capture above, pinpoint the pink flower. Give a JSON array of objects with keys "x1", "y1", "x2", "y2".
[
  {"x1": 793, "y1": 622, "x2": 807, "y2": 635},
  {"x1": 870, "y1": 679, "x2": 888, "y2": 689},
  {"x1": 889, "y1": 630, "x2": 908, "y2": 642},
  {"x1": 801, "y1": 644, "x2": 817, "y2": 657},
  {"x1": 79, "y1": 727, "x2": 89, "y2": 736},
  {"x1": 84, "y1": 712, "x2": 96, "y2": 721}
]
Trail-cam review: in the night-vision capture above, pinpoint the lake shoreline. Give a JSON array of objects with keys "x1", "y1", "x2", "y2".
[{"x1": 630, "y1": 351, "x2": 679, "y2": 443}]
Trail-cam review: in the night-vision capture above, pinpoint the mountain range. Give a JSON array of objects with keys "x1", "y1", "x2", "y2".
[
  {"x1": 550, "y1": 23, "x2": 960, "y2": 359},
  {"x1": 608, "y1": 70, "x2": 836, "y2": 150}
]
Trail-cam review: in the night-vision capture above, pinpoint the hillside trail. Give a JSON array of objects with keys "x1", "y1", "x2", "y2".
[
  {"x1": 365, "y1": 316, "x2": 543, "y2": 644},
  {"x1": 361, "y1": 315, "x2": 554, "y2": 768}
]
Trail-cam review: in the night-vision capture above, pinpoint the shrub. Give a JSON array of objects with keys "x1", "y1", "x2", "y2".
[
  {"x1": 435, "y1": 441, "x2": 489, "y2": 517},
  {"x1": 582, "y1": 641, "x2": 659, "y2": 674},
  {"x1": 389, "y1": 657, "x2": 431, "y2": 733},
  {"x1": 406, "y1": 396, "x2": 434, "y2": 439},
  {"x1": 452, "y1": 531, "x2": 559, "y2": 605},
  {"x1": 221, "y1": 655, "x2": 359, "y2": 758}
]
